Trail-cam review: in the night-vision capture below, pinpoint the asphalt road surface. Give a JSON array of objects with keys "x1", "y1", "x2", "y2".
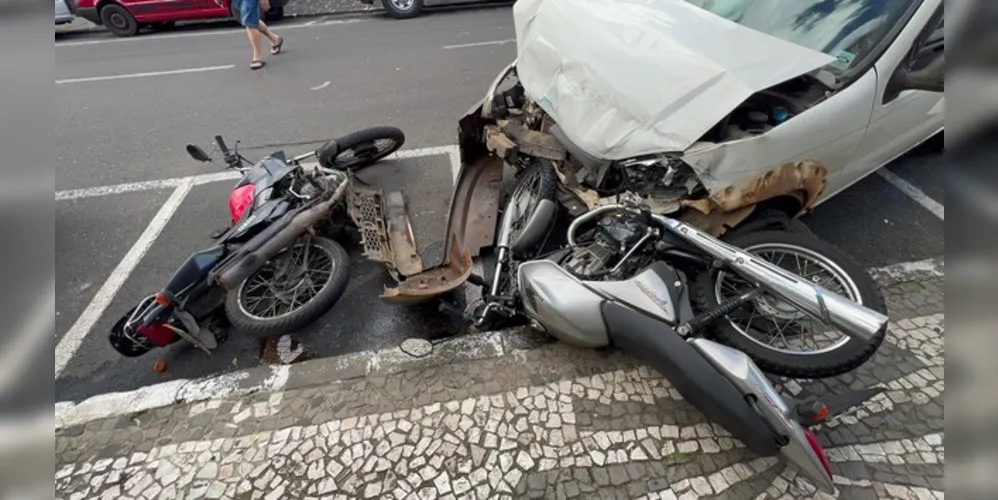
[{"x1": 55, "y1": 7, "x2": 945, "y2": 403}]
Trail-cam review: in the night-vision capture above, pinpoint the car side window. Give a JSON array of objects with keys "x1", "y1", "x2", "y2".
[
  {"x1": 884, "y1": 6, "x2": 944, "y2": 103},
  {"x1": 909, "y1": 13, "x2": 943, "y2": 72}
]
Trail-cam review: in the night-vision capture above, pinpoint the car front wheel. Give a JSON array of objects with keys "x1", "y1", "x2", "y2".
[
  {"x1": 381, "y1": 0, "x2": 424, "y2": 19},
  {"x1": 100, "y1": 3, "x2": 139, "y2": 37}
]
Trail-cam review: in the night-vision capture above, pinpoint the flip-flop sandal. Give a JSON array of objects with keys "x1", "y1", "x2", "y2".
[
  {"x1": 250, "y1": 60, "x2": 266, "y2": 70},
  {"x1": 271, "y1": 37, "x2": 284, "y2": 55}
]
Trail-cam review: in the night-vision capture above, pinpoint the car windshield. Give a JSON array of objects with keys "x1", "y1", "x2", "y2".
[{"x1": 684, "y1": 0, "x2": 915, "y2": 72}]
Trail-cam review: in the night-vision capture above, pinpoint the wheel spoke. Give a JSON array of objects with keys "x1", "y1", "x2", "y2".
[
  {"x1": 236, "y1": 241, "x2": 337, "y2": 320},
  {"x1": 714, "y1": 242, "x2": 860, "y2": 357}
]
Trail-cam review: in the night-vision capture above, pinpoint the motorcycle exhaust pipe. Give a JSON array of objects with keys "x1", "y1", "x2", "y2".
[
  {"x1": 216, "y1": 181, "x2": 348, "y2": 290},
  {"x1": 656, "y1": 216, "x2": 888, "y2": 344}
]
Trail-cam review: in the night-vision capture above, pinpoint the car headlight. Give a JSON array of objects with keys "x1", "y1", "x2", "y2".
[{"x1": 482, "y1": 60, "x2": 518, "y2": 119}]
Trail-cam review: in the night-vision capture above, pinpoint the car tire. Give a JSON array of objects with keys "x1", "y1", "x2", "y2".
[
  {"x1": 100, "y1": 3, "x2": 139, "y2": 37},
  {"x1": 381, "y1": 0, "x2": 424, "y2": 19}
]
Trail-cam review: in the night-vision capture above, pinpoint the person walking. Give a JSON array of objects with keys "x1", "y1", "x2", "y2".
[{"x1": 228, "y1": 0, "x2": 284, "y2": 70}]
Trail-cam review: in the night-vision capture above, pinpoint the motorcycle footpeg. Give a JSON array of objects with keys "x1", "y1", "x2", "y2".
[
  {"x1": 437, "y1": 300, "x2": 469, "y2": 320},
  {"x1": 791, "y1": 387, "x2": 886, "y2": 426}
]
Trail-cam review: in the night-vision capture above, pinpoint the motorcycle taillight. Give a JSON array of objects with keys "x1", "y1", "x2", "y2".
[
  {"x1": 228, "y1": 184, "x2": 255, "y2": 223},
  {"x1": 137, "y1": 322, "x2": 179, "y2": 347},
  {"x1": 804, "y1": 428, "x2": 833, "y2": 479}
]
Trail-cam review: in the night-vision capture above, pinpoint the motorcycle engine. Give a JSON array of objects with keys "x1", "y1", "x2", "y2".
[{"x1": 562, "y1": 215, "x2": 649, "y2": 279}]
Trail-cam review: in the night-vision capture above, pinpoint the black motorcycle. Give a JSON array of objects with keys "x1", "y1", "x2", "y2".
[{"x1": 109, "y1": 127, "x2": 405, "y2": 357}]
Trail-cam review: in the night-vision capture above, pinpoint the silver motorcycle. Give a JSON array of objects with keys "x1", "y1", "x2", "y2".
[{"x1": 504, "y1": 203, "x2": 887, "y2": 494}]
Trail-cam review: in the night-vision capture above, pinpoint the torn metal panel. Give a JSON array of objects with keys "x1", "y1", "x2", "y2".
[
  {"x1": 384, "y1": 191, "x2": 424, "y2": 278},
  {"x1": 380, "y1": 233, "x2": 473, "y2": 306},
  {"x1": 380, "y1": 105, "x2": 504, "y2": 304},
  {"x1": 346, "y1": 179, "x2": 398, "y2": 277},
  {"x1": 503, "y1": 121, "x2": 566, "y2": 161}
]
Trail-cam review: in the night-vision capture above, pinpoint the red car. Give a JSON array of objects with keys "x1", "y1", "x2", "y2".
[{"x1": 76, "y1": 0, "x2": 289, "y2": 37}]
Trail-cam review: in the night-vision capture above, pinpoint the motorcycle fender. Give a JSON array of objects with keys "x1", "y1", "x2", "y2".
[
  {"x1": 381, "y1": 102, "x2": 503, "y2": 305},
  {"x1": 600, "y1": 301, "x2": 781, "y2": 457}
]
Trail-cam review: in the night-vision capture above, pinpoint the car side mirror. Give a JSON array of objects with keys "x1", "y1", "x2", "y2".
[
  {"x1": 900, "y1": 52, "x2": 944, "y2": 93},
  {"x1": 186, "y1": 144, "x2": 211, "y2": 163}
]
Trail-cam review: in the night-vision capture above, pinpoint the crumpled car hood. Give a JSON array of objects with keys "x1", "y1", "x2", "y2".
[{"x1": 513, "y1": 0, "x2": 836, "y2": 160}]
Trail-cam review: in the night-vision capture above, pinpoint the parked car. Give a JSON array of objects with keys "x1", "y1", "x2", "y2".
[
  {"x1": 360, "y1": 0, "x2": 513, "y2": 20},
  {"x1": 56, "y1": 0, "x2": 76, "y2": 25},
  {"x1": 75, "y1": 0, "x2": 289, "y2": 37}
]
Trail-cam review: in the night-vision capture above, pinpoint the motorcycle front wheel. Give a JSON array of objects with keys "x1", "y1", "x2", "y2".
[
  {"x1": 321, "y1": 126, "x2": 406, "y2": 172},
  {"x1": 690, "y1": 230, "x2": 887, "y2": 379},
  {"x1": 224, "y1": 237, "x2": 350, "y2": 339}
]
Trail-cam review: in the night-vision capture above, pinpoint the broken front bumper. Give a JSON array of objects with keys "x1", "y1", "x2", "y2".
[{"x1": 348, "y1": 102, "x2": 504, "y2": 306}]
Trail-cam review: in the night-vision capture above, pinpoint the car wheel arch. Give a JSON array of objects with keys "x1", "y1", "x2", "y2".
[{"x1": 96, "y1": 0, "x2": 117, "y2": 14}]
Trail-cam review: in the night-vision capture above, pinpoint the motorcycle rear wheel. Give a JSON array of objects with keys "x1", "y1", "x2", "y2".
[
  {"x1": 225, "y1": 237, "x2": 350, "y2": 339},
  {"x1": 690, "y1": 230, "x2": 887, "y2": 379}
]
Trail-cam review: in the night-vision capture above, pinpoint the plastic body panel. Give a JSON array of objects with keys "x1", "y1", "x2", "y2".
[{"x1": 600, "y1": 301, "x2": 781, "y2": 456}]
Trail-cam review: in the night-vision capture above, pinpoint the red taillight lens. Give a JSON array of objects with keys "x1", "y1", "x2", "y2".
[
  {"x1": 804, "y1": 429, "x2": 833, "y2": 479},
  {"x1": 154, "y1": 293, "x2": 171, "y2": 306},
  {"x1": 136, "y1": 322, "x2": 179, "y2": 347},
  {"x1": 228, "y1": 184, "x2": 255, "y2": 223}
]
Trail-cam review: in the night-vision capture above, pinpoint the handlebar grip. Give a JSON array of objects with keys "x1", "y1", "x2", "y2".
[{"x1": 214, "y1": 135, "x2": 230, "y2": 154}]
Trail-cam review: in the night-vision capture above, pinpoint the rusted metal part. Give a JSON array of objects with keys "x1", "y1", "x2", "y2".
[
  {"x1": 384, "y1": 191, "x2": 424, "y2": 277},
  {"x1": 484, "y1": 124, "x2": 516, "y2": 159},
  {"x1": 346, "y1": 179, "x2": 400, "y2": 279},
  {"x1": 503, "y1": 121, "x2": 567, "y2": 160},
  {"x1": 677, "y1": 203, "x2": 756, "y2": 237},
  {"x1": 381, "y1": 233, "x2": 474, "y2": 305},
  {"x1": 709, "y1": 160, "x2": 827, "y2": 214},
  {"x1": 381, "y1": 104, "x2": 503, "y2": 304}
]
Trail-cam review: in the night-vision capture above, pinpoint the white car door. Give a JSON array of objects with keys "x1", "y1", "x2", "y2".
[{"x1": 842, "y1": 0, "x2": 945, "y2": 187}]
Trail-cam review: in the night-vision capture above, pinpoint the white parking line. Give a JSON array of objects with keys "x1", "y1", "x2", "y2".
[
  {"x1": 56, "y1": 65, "x2": 234, "y2": 84},
  {"x1": 877, "y1": 168, "x2": 944, "y2": 220},
  {"x1": 54, "y1": 179, "x2": 195, "y2": 378},
  {"x1": 55, "y1": 145, "x2": 460, "y2": 201},
  {"x1": 443, "y1": 38, "x2": 515, "y2": 49}
]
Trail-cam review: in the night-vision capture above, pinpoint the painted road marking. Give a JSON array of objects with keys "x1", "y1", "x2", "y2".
[
  {"x1": 877, "y1": 168, "x2": 944, "y2": 220},
  {"x1": 54, "y1": 179, "x2": 195, "y2": 378},
  {"x1": 55, "y1": 145, "x2": 460, "y2": 201},
  {"x1": 54, "y1": 147, "x2": 460, "y2": 378},
  {"x1": 55, "y1": 18, "x2": 370, "y2": 48},
  {"x1": 56, "y1": 65, "x2": 234, "y2": 85},
  {"x1": 443, "y1": 38, "x2": 516, "y2": 49}
]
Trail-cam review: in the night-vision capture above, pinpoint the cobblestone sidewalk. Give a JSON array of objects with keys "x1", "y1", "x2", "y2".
[{"x1": 56, "y1": 278, "x2": 944, "y2": 500}]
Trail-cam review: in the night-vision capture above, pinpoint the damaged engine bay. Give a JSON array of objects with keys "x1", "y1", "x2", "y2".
[{"x1": 480, "y1": 63, "x2": 838, "y2": 235}]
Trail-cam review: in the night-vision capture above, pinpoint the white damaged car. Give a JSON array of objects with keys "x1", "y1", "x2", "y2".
[
  {"x1": 470, "y1": 0, "x2": 950, "y2": 237},
  {"x1": 375, "y1": 0, "x2": 952, "y2": 299}
]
